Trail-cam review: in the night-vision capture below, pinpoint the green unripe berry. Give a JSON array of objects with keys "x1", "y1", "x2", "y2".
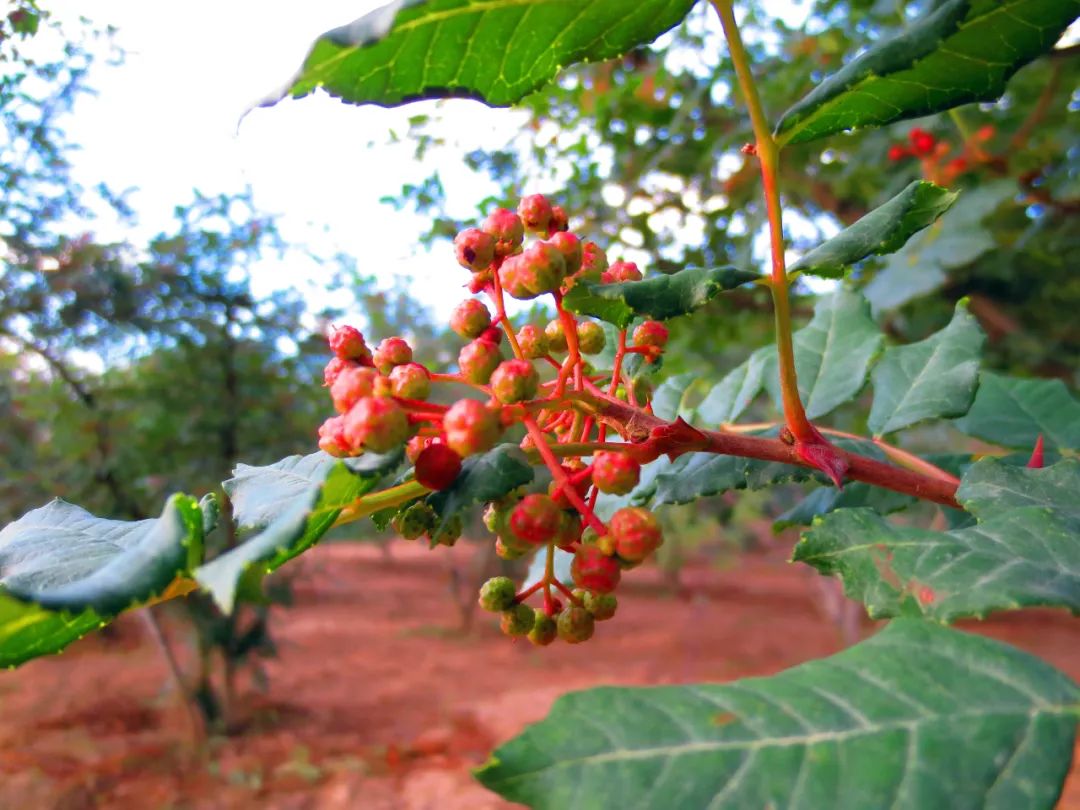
[
  {"x1": 495, "y1": 537, "x2": 528, "y2": 560},
  {"x1": 500, "y1": 602, "x2": 536, "y2": 637},
  {"x1": 544, "y1": 319, "x2": 568, "y2": 353},
  {"x1": 431, "y1": 513, "x2": 464, "y2": 547},
  {"x1": 516, "y1": 324, "x2": 550, "y2": 359},
  {"x1": 479, "y1": 577, "x2": 517, "y2": 612},
  {"x1": 584, "y1": 591, "x2": 617, "y2": 621},
  {"x1": 528, "y1": 611, "x2": 558, "y2": 646},
  {"x1": 576, "y1": 320, "x2": 606, "y2": 355},
  {"x1": 556, "y1": 605, "x2": 595, "y2": 643},
  {"x1": 490, "y1": 359, "x2": 539, "y2": 404},
  {"x1": 391, "y1": 502, "x2": 436, "y2": 540}
]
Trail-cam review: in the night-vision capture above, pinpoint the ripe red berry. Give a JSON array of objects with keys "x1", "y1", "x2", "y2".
[
  {"x1": 516, "y1": 324, "x2": 550, "y2": 359},
  {"x1": 490, "y1": 359, "x2": 539, "y2": 404},
  {"x1": 318, "y1": 415, "x2": 349, "y2": 457},
  {"x1": 909, "y1": 127, "x2": 936, "y2": 156},
  {"x1": 576, "y1": 320, "x2": 606, "y2": 355},
  {"x1": 449, "y1": 298, "x2": 492, "y2": 339},
  {"x1": 481, "y1": 208, "x2": 525, "y2": 257},
  {"x1": 443, "y1": 398, "x2": 502, "y2": 457},
  {"x1": 592, "y1": 452, "x2": 641, "y2": 495},
  {"x1": 547, "y1": 205, "x2": 569, "y2": 234},
  {"x1": 547, "y1": 231, "x2": 582, "y2": 276},
  {"x1": 633, "y1": 320, "x2": 669, "y2": 349},
  {"x1": 454, "y1": 227, "x2": 496, "y2": 272},
  {"x1": 389, "y1": 362, "x2": 430, "y2": 400},
  {"x1": 517, "y1": 194, "x2": 553, "y2": 234},
  {"x1": 609, "y1": 507, "x2": 663, "y2": 562},
  {"x1": 342, "y1": 396, "x2": 410, "y2": 454},
  {"x1": 571, "y1": 544, "x2": 621, "y2": 593},
  {"x1": 328, "y1": 325, "x2": 371, "y2": 362},
  {"x1": 887, "y1": 144, "x2": 909, "y2": 162},
  {"x1": 373, "y1": 337, "x2": 413, "y2": 375},
  {"x1": 330, "y1": 365, "x2": 377, "y2": 413},
  {"x1": 509, "y1": 494, "x2": 563, "y2": 545},
  {"x1": 458, "y1": 338, "x2": 502, "y2": 384},
  {"x1": 602, "y1": 261, "x2": 642, "y2": 283},
  {"x1": 414, "y1": 443, "x2": 463, "y2": 490}
]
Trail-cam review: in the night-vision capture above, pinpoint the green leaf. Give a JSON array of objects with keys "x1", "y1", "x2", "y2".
[
  {"x1": 789, "y1": 289, "x2": 883, "y2": 420},
  {"x1": 957, "y1": 457, "x2": 1080, "y2": 526},
  {"x1": 651, "y1": 372, "x2": 698, "y2": 422},
  {"x1": 195, "y1": 450, "x2": 401, "y2": 612},
  {"x1": 954, "y1": 372, "x2": 1080, "y2": 451},
  {"x1": 774, "y1": 0, "x2": 1080, "y2": 145},
  {"x1": 696, "y1": 346, "x2": 773, "y2": 425},
  {"x1": 867, "y1": 301, "x2": 984, "y2": 436},
  {"x1": 791, "y1": 182, "x2": 958, "y2": 279},
  {"x1": 0, "y1": 593, "x2": 102, "y2": 669},
  {"x1": 562, "y1": 266, "x2": 758, "y2": 329},
  {"x1": 261, "y1": 0, "x2": 698, "y2": 110},
  {"x1": 425, "y1": 443, "x2": 533, "y2": 535},
  {"x1": 0, "y1": 495, "x2": 201, "y2": 616},
  {"x1": 476, "y1": 620, "x2": 1080, "y2": 810},
  {"x1": 774, "y1": 483, "x2": 917, "y2": 529}
]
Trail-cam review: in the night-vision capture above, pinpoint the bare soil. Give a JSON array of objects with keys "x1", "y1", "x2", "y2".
[{"x1": 0, "y1": 540, "x2": 1076, "y2": 810}]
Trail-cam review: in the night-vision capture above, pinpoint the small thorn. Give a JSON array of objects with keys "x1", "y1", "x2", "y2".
[{"x1": 1026, "y1": 434, "x2": 1045, "y2": 469}]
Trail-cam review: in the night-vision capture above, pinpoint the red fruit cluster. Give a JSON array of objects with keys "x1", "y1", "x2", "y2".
[{"x1": 886, "y1": 125, "x2": 997, "y2": 186}]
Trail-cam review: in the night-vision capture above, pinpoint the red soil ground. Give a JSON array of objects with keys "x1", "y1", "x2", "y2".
[{"x1": 0, "y1": 540, "x2": 1077, "y2": 810}]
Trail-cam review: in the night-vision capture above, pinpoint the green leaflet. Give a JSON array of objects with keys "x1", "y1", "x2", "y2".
[
  {"x1": 562, "y1": 266, "x2": 758, "y2": 329},
  {"x1": 775, "y1": 0, "x2": 1080, "y2": 145},
  {"x1": 954, "y1": 372, "x2": 1080, "y2": 451},
  {"x1": 867, "y1": 301, "x2": 985, "y2": 436},
  {"x1": 794, "y1": 459, "x2": 1080, "y2": 621},
  {"x1": 476, "y1": 620, "x2": 1080, "y2": 810},
  {"x1": 774, "y1": 483, "x2": 917, "y2": 529},
  {"x1": 195, "y1": 450, "x2": 401, "y2": 612},
  {"x1": 259, "y1": 0, "x2": 697, "y2": 110},
  {"x1": 650, "y1": 372, "x2": 699, "y2": 422},
  {"x1": 696, "y1": 346, "x2": 773, "y2": 426},
  {"x1": 790, "y1": 182, "x2": 958, "y2": 279},
  {"x1": 425, "y1": 443, "x2": 534, "y2": 535}
]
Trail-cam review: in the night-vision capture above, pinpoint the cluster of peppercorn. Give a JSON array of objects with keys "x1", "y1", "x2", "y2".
[
  {"x1": 887, "y1": 125, "x2": 997, "y2": 186},
  {"x1": 317, "y1": 194, "x2": 671, "y2": 645}
]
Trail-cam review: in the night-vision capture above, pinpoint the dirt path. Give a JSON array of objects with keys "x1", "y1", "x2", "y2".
[{"x1": 0, "y1": 540, "x2": 1077, "y2": 809}]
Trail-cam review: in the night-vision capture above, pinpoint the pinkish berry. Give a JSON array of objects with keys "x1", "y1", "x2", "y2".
[
  {"x1": 548, "y1": 205, "x2": 569, "y2": 234},
  {"x1": 454, "y1": 227, "x2": 496, "y2": 272},
  {"x1": 458, "y1": 338, "x2": 502, "y2": 384},
  {"x1": 544, "y1": 319, "x2": 568, "y2": 352},
  {"x1": 578, "y1": 242, "x2": 608, "y2": 281},
  {"x1": 509, "y1": 494, "x2": 563, "y2": 545},
  {"x1": 373, "y1": 337, "x2": 413, "y2": 375},
  {"x1": 331, "y1": 365, "x2": 378, "y2": 414},
  {"x1": 414, "y1": 443, "x2": 462, "y2": 490},
  {"x1": 592, "y1": 452, "x2": 641, "y2": 495},
  {"x1": 406, "y1": 435, "x2": 434, "y2": 464},
  {"x1": 517, "y1": 194, "x2": 553, "y2": 234},
  {"x1": 547, "y1": 231, "x2": 582, "y2": 276},
  {"x1": 450, "y1": 298, "x2": 492, "y2": 339},
  {"x1": 342, "y1": 396, "x2": 409, "y2": 454},
  {"x1": 609, "y1": 506, "x2": 663, "y2": 563},
  {"x1": 490, "y1": 359, "x2": 539, "y2": 404},
  {"x1": 323, "y1": 356, "x2": 355, "y2": 387},
  {"x1": 481, "y1": 208, "x2": 525, "y2": 257},
  {"x1": 576, "y1": 321, "x2": 606, "y2": 355},
  {"x1": 520, "y1": 241, "x2": 567, "y2": 296},
  {"x1": 498, "y1": 253, "x2": 534, "y2": 300},
  {"x1": 478, "y1": 325, "x2": 504, "y2": 346},
  {"x1": 443, "y1": 399, "x2": 502, "y2": 457},
  {"x1": 556, "y1": 606, "x2": 595, "y2": 644},
  {"x1": 516, "y1": 324, "x2": 550, "y2": 360},
  {"x1": 328, "y1": 325, "x2": 371, "y2": 362},
  {"x1": 633, "y1": 320, "x2": 669, "y2": 349},
  {"x1": 571, "y1": 545, "x2": 621, "y2": 594},
  {"x1": 318, "y1": 416, "x2": 349, "y2": 457},
  {"x1": 602, "y1": 261, "x2": 643, "y2": 283},
  {"x1": 389, "y1": 363, "x2": 430, "y2": 400}
]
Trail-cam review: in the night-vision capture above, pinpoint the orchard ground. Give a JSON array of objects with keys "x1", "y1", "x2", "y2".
[{"x1": 1, "y1": 538, "x2": 1077, "y2": 810}]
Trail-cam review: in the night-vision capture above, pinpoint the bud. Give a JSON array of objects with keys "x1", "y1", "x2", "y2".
[
  {"x1": 571, "y1": 544, "x2": 621, "y2": 593},
  {"x1": 509, "y1": 494, "x2": 563, "y2": 545},
  {"x1": 443, "y1": 398, "x2": 502, "y2": 457},
  {"x1": 609, "y1": 506, "x2": 663, "y2": 563},
  {"x1": 458, "y1": 338, "x2": 502, "y2": 384},
  {"x1": 544, "y1": 319, "x2": 568, "y2": 353},
  {"x1": 450, "y1": 298, "x2": 492, "y2": 339},
  {"x1": 373, "y1": 337, "x2": 413, "y2": 375},
  {"x1": 556, "y1": 605, "x2": 595, "y2": 644},
  {"x1": 389, "y1": 363, "x2": 430, "y2": 400},
  {"x1": 490, "y1": 359, "x2": 540, "y2": 404},
  {"x1": 328, "y1": 325, "x2": 371, "y2": 362},
  {"x1": 391, "y1": 502, "x2": 437, "y2": 540},
  {"x1": 592, "y1": 451, "x2": 641, "y2": 495},
  {"x1": 342, "y1": 396, "x2": 409, "y2": 454},
  {"x1": 547, "y1": 231, "x2": 582, "y2": 276},
  {"x1": 454, "y1": 227, "x2": 496, "y2": 272},
  {"x1": 500, "y1": 603, "x2": 536, "y2": 637},
  {"x1": 479, "y1": 577, "x2": 517, "y2": 612},
  {"x1": 516, "y1": 324, "x2": 550, "y2": 359},
  {"x1": 632, "y1": 320, "x2": 669, "y2": 349},
  {"x1": 330, "y1": 365, "x2": 378, "y2": 413},
  {"x1": 576, "y1": 320, "x2": 606, "y2": 355},
  {"x1": 481, "y1": 208, "x2": 525, "y2": 257},
  {"x1": 517, "y1": 194, "x2": 553, "y2": 234},
  {"x1": 414, "y1": 443, "x2": 463, "y2": 490}
]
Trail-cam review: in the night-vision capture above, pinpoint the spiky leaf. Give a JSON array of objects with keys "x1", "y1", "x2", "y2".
[
  {"x1": 954, "y1": 372, "x2": 1080, "y2": 451},
  {"x1": 260, "y1": 0, "x2": 698, "y2": 110},
  {"x1": 476, "y1": 620, "x2": 1080, "y2": 810},
  {"x1": 775, "y1": 0, "x2": 1080, "y2": 145},
  {"x1": 563, "y1": 266, "x2": 758, "y2": 329}
]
